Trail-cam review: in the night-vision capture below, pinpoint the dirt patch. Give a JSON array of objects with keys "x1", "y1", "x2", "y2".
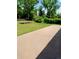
[{"x1": 19, "y1": 22, "x2": 31, "y2": 24}]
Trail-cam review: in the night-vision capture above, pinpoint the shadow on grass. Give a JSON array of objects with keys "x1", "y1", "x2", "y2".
[{"x1": 36, "y1": 29, "x2": 61, "y2": 59}]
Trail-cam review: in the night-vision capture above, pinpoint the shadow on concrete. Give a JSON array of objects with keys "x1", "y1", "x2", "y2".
[{"x1": 36, "y1": 29, "x2": 61, "y2": 59}]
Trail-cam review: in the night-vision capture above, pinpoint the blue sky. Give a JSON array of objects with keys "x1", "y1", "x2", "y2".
[
  {"x1": 34, "y1": 0, "x2": 43, "y2": 9},
  {"x1": 34, "y1": 0, "x2": 61, "y2": 13}
]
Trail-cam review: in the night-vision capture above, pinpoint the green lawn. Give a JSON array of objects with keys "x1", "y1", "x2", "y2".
[{"x1": 17, "y1": 21, "x2": 52, "y2": 36}]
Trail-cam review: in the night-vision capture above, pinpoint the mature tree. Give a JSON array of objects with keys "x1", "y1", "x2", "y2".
[
  {"x1": 37, "y1": 6, "x2": 44, "y2": 16},
  {"x1": 17, "y1": 0, "x2": 24, "y2": 18},
  {"x1": 17, "y1": 0, "x2": 37, "y2": 20},
  {"x1": 42, "y1": 0, "x2": 60, "y2": 18},
  {"x1": 24, "y1": 0, "x2": 37, "y2": 20}
]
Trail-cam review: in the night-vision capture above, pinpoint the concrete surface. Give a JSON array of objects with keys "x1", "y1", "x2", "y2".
[
  {"x1": 36, "y1": 29, "x2": 61, "y2": 59},
  {"x1": 17, "y1": 25, "x2": 60, "y2": 59}
]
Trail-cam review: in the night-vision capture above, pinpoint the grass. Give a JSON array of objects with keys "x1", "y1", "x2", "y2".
[{"x1": 17, "y1": 20, "x2": 52, "y2": 36}]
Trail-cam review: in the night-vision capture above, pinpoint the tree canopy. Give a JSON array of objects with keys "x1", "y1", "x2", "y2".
[
  {"x1": 17, "y1": 0, "x2": 61, "y2": 19},
  {"x1": 17, "y1": 0, "x2": 37, "y2": 19},
  {"x1": 42, "y1": 0, "x2": 60, "y2": 18}
]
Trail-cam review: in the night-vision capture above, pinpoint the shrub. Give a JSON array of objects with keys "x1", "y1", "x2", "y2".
[
  {"x1": 54, "y1": 17, "x2": 61, "y2": 20},
  {"x1": 43, "y1": 17, "x2": 48, "y2": 23},
  {"x1": 34, "y1": 16, "x2": 61, "y2": 24},
  {"x1": 49, "y1": 20, "x2": 53, "y2": 24},
  {"x1": 53, "y1": 17, "x2": 61, "y2": 24},
  {"x1": 43, "y1": 17, "x2": 53, "y2": 24},
  {"x1": 53, "y1": 20, "x2": 61, "y2": 24},
  {"x1": 34, "y1": 16, "x2": 42, "y2": 23},
  {"x1": 35, "y1": 19, "x2": 42, "y2": 23},
  {"x1": 43, "y1": 17, "x2": 61, "y2": 24}
]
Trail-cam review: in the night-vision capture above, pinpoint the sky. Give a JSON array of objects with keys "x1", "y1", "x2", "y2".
[
  {"x1": 34, "y1": 0, "x2": 43, "y2": 9},
  {"x1": 34, "y1": 0, "x2": 61, "y2": 14}
]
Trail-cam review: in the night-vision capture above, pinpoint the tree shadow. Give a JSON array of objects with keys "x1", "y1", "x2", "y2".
[{"x1": 36, "y1": 29, "x2": 61, "y2": 59}]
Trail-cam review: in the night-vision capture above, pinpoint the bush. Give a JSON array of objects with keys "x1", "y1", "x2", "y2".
[
  {"x1": 53, "y1": 20, "x2": 61, "y2": 24},
  {"x1": 43, "y1": 17, "x2": 53, "y2": 24},
  {"x1": 35, "y1": 19, "x2": 42, "y2": 23},
  {"x1": 53, "y1": 17, "x2": 61, "y2": 24},
  {"x1": 53, "y1": 17, "x2": 61, "y2": 20},
  {"x1": 43, "y1": 17, "x2": 48, "y2": 23},
  {"x1": 34, "y1": 16, "x2": 42, "y2": 23},
  {"x1": 34, "y1": 16, "x2": 61, "y2": 24},
  {"x1": 43, "y1": 17, "x2": 61, "y2": 24}
]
